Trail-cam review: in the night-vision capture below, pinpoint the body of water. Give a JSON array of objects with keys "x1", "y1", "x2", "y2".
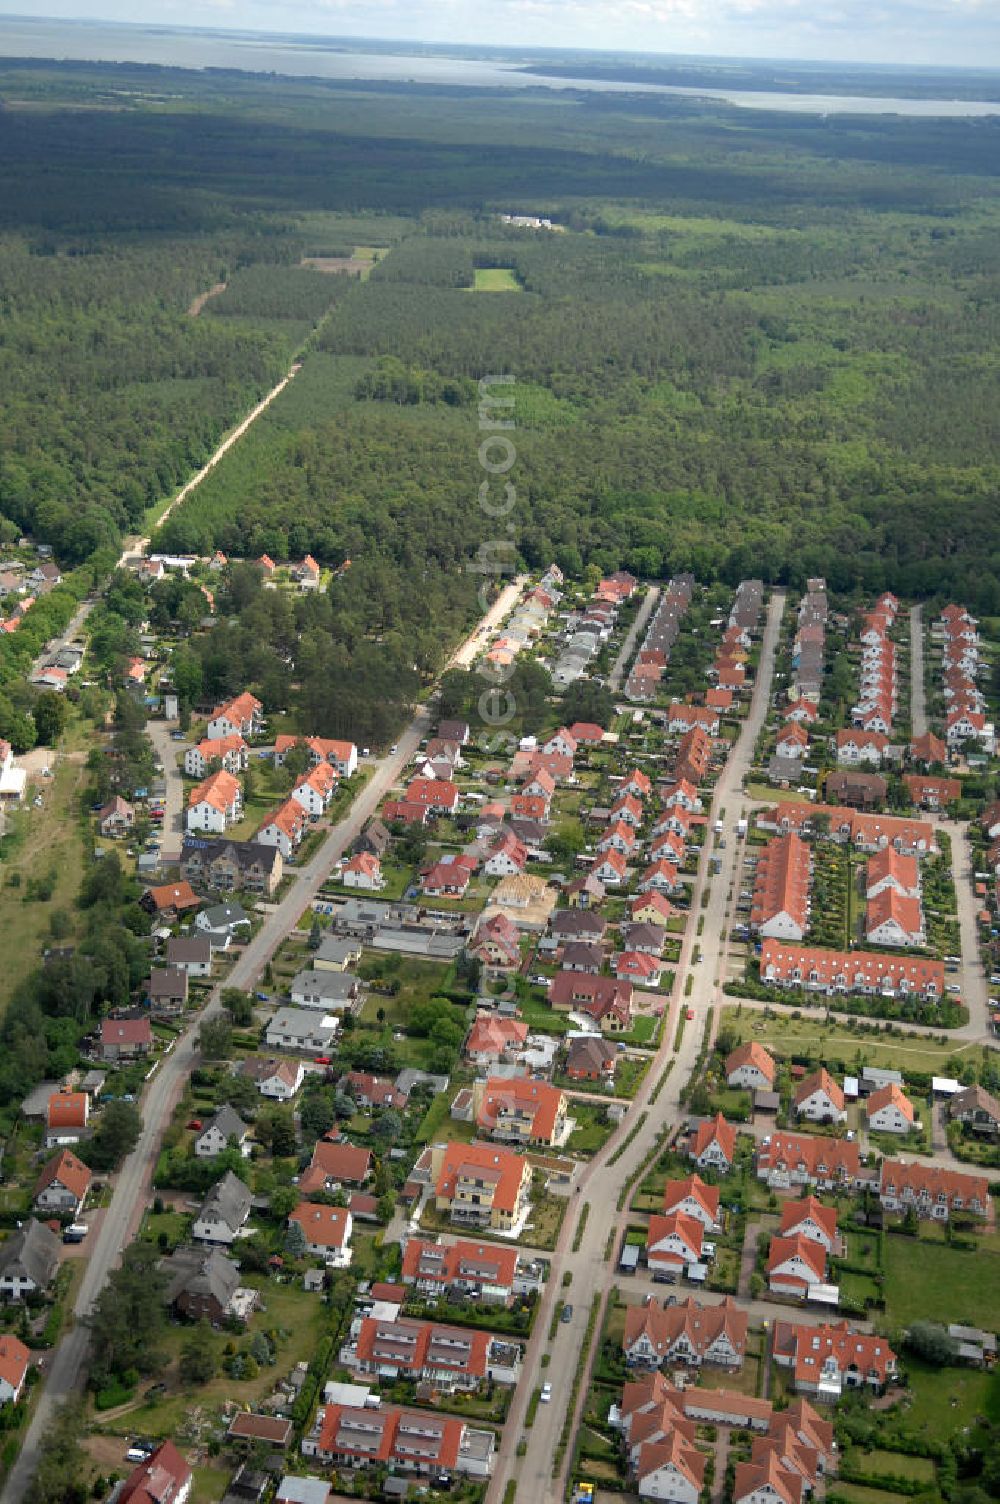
[{"x1": 0, "y1": 17, "x2": 998, "y2": 117}]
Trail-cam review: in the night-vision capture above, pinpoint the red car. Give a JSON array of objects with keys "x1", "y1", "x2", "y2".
[
  {"x1": 186, "y1": 1119, "x2": 203, "y2": 1131},
  {"x1": 314, "y1": 1056, "x2": 331, "y2": 1066},
  {"x1": 685, "y1": 1008, "x2": 695, "y2": 1021}
]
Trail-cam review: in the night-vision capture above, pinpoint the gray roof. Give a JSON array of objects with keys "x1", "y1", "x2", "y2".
[
  {"x1": 148, "y1": 966, "x2": 188, "y2": 999},
  {"x1": 200, "y1": 901, "x2": 250, "y2": 930},
  {"x1": 165, "y1": 1245, "x2": 240, "y2": 1309},
  {"x1": 166, "y1": 935, "x2": 213, "y2": 965},
  {"x1": 395, "y1": 1069, "x2": 450, "y2": 1096},
  {"x1": 551, "y1": 910, "x2": 606, "y2": 939},
  {"x1": 314, "y1": 937, "x2": 358, "y2": 967},
  {"x1": 290, "y1": 969, "x2": 359, "y2": 1003},
  {"x1": 276, "y1": 1479, "x2": 331, "y2": 1504},
  {"x1": 197, "y1": 1171, "x2": 252, "y2": 1235},
  {"x1": 199, "y1": 1105, "x2": 247, "y2": 1145},
  {"x1": 20, "y1": 1080, "x2": 62, "y2": 1118},
  {"x1": 0, "y1": 1219, "x2": 61, "y2": 1287},
  {"x1": 266, "y1": 1007, "x2": 337, "y2": 1042}
]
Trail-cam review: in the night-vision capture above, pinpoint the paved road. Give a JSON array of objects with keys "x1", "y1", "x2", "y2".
[
  {"x1": 942, "y1": 815, "x2": 994, "y2": 1043},
  {"x1": 909, "y1": 604, "x2": 926, "y2": 739},
  {"x1": 2, "y1": 578, "x2": 526, "y2": 1504},
  {"x1": 486, "y1": 590, "x2": 786, "y2": 1504},
  {"x1": 609, "y1": 585, "x2": 660, "y2": 693},
  {"x1": 146, "y1": 720, "x2": 186, "y2": 852}
]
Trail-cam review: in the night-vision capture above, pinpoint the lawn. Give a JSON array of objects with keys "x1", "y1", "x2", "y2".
[
  {"x1": 847, "y1": 1451, "x2": 936, "y2": 1483},
  {"x1": 469, "y1": 267, "x2": 523, "y2": 292},
  {"x1": 0, "y1": 750, "x2": 88, "y2": 1010},
  {"x1": 898, "y1": 1358, "x2": 999, "y2": 1438},
  {"x1": 566, "y1": 1105, "x2": 614, "y2": 1155},
  {"x1": 721, "y1": 1007, "x2": 980, "y2": 1077},
  {"x1": 883, "y1": 1235, "x2": 1000, "y2": 1329},
  {"x1": 830, "y1": 1485, "x2": 913, "y2": 1504}
]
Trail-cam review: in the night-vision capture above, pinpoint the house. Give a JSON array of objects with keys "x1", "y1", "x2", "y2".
[
  {"x1": 100, "y1": 1015, "x2": 153, "y2": 1061},
  {"x1": 878, "y1": 1160, "x2": 989, "y2": 1221},
  {"x1": 613, "y1": 951, "x2": 665, "y2": 986},
  {"x1": 826, "y1": 771, "x2": 887, "y2": 809},
  {"x1": 302, "y1": 1403, "x2": 493, "y2": 1481},
  {"x1": 184, "y1": 735, "x2": 248, "y2": 779},
  {"x1": 549, "y1": 973, "x2": 634, "y2": 1032},
  {"x1": 0, "y1": 1335, "x2": 29, "y2": 1405},
  {"x1": 767, "y1": 1233, "x2": 828, "y2": 1296},
  {"x1": 750, "y1": 834, "x2": 811, "y2": 942},
  {"x1": 772, "y1": 1319, "x2": 897, "y2": 1397},
  {"x1": 265, "y1": 1008, "x2": 337, "y2": 1055},
  {"x1": 948, "y1": 1084, "x2": 1000, "y2": 1138},
  {"x1": 148, "y1": 967, "x2": 189, "y2": 1012},
  {"x1": 835, "y1": 729, "x2": 887, "y2": 766},
  {"x1": 291, "y1": 763, "x2": 338, "y2": 819},
  {"x1": 622, "y1": 922, "x2": 666, "y2": 956},
  {"x1": 865, "y1": 888, "x2": 925, "y2": 948},
  {"x1": 611, "y1": 793, "x2": 645, "y2": 829},
  {"x1": 98, "y1": 796, "x2": 135, "y2": 838},
  {"x1": 343, "y1": 1072, "x2": 408, "y2": 1112},
  {"x1": 474, "y1": 1076, "x2": 568, "y2": 1147},
  {"x1": 192, "y1": 1171, "x2": 252, "y2": 1245},
  {"x1": 902, "y1": 774, "x2": 961, "y2": 810},
  {"x1": 194, "y1": 1106, "x2": 248, "y2": 1159},
  {"x1": 290, "y1": 970, "x2": 360, "y2": 1013},
  {"x1": 165, "y1": 935, "x2": 213, "y2": 978},
  {"x1": 346, "y1": 1315, "x2": 515, "y2": 1391},
  {"x1": 646, "y1": 1211, "x2": 704, "y2": 1275},
  {"x1": 33, "y1": 1148, "x2": 92, "y2": 1217},
  {"x1": 638, "y1": 859, "x2": 680, "y2": 895},
  {"x1": 289, "y1": 1203, "x2": 353, "y2": 1266},
  {"x1": 662, "y1": 1175, "x2": 721, "y2": 1232},
  {"x1": 635, "y1": 1431, "x2": 706, "y2": 1503},
  {"x1": 756, "y1": 1132, "x2": 864, "y2": 1191},
  {"x1": 422, "y1": 857, "x2": 473, "y2": 898},
  {"x1": 342, "y1": 853, "x2": 383, "y2": 890},
  {"x1": 465, "y1": 1014, "x2": 528, "y2": 1066},
  {"x1": 469, "y1": 913, "x2": 521, "y2": 973},
  {"x1": 776, "y1": 723, "x2": 809, "y2": 759},
  {"x1": 256, "y1": 798, "x2": 307, "y2": 859},
  {"x1": 187, "y1": 769, "x2": 242, "y2": 834},
  {"x1": 356, "y1": 819, "x2": 390, "y2": 858},
  {"x1": 240, "y1": 1056, "x2": 305, "y2": 1100},
  {"x1": 689, "y1": 1114, "x2": 737, "y2": 1173},
  {"x1": 273, "y1": 735, "x2": 358, "y2": 778},
  {"x1": 405, "y1": 777, "x2": 460, "y2": 814},
  {"x1": 910, "y1": 731, "x2": 948, "y2": 767},
  {"x1": 623, "y1": 1298, "x2": 747, "y2": 1370},
  {"x1": 207, "y1": 692, "x2": 263, "y2": 741},
  {"x1": 0, "y1": 1219, "x2": 61, "y2": 1300},
  {"x1": 401, "y1": 1237, "x2": 519, "y2": 1305},
  {"x1": 119, "y1": 1440, "x2": 193, "y2": 1504},
  {"x1": 667, "y1": 704, "x2": 719, "y2": 736},
  {"x1": 141, "y1": 882, "x2": 201, "y2": 919},
  {"x1": 381, "y1": 799, "x2": 428, "y2": 827},
  {"x1": 301, "y1": 1140, "x2": 371, "y2": 1195},
  {"x1": 726, "y1": 1042, "x2": 777, "y2": 1092},
  {"x1": 778, "y1": 1196, "x2": 839, "y2": 1255},
  {"x1": 0, "y1": 739, "x2": 26, "y2": 802},
  {"x1": 483, "y1": 832, "x2": 528, "y2": 878},
  {"x1": 196, "y1": 900, "x2": 250, "y2": 938},
  {"x1": 866, "y1": 1083, "x2": 916, "y2": 1134},
  {"x1": 46, "y1": 1089, "x2": 89, "y2": 1142},
  {"x1": 793, "y1": 1069, "x2": 846, "y2": 1124},
  {"x1": 732, "y1": 1453, "x2": 802, "y2": 1504},
  {"x1": 631, "y1": 892, "x2": 675, "y2": 926},
  {"x1": 759, "y1": 940, "x2": 943, "y2": 1001},
  {"x1": 180, "y1": 839, "x2": 282, "y2": 897},
  {"x1": 565, "y1": 1035, "x2": 616, "y2": 1081},
  {"x1": 433, "y1": 1142, "x2": 533, "y2": 1233},
  {"x1": 227, "y1": 1414, "x2": 294, "y2": 1452},
  {"x1": 865, "y1": 847, "x2": 920, "y2": 900},
  {"x1": 165, "y1": 1246, "x2": 242, "y2": 1325},
  {"x1": 593, "y1": 849, "x2": 628, "y2": 886}
]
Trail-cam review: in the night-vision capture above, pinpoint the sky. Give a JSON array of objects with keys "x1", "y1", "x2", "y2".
[{"x1": 12, "y1": 1, "x2": 1000, "y2": 70}]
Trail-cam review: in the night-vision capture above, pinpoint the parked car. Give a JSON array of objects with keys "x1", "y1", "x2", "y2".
[
  {"x1": 540, "y1": 1383, "x2": 552, "y2": 1403},
  {"x1": 561, "y1": 1303, "x2": 573, "y2": 1323}
]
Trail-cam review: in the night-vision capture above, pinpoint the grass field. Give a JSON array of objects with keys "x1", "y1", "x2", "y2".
[
  {"x1": 883, "y1": 1235, "x2": 1000, "y2": 1329},
  {"x1": 830, "y1": 1485, "x2": 913, "y2": 1504},
  {"x1": 0, "y1": 751, "x2": 88, "y2": 1009},
  {"x1": 470, "y1": 267, "x2": 523, "y2": 292},
  {"x1": 900, "y1": 1358, "x2": 999, "y2": 1437},
  {"x1": 721, "y1": 1007, "x2": 979, "y2": 1076},
  {"x1": 847, "y1": 1451, "x2": 936, "y2": 1482}
]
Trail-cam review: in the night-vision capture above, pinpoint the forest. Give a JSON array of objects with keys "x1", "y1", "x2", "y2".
[{"x1": 2, "y1": 59, "x2": 1000, "y2": 735}]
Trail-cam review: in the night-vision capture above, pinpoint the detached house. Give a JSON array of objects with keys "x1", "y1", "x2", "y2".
[
  {"x1": 778, "y1": 1196, "x2": 839, "y2": 1255},
  {"x1": 662, "y1": 1175, "x2": 721, "y2": 1232},
  {"x1": 257, "y1": 798, "x2": 306, "y2": 859},
  {"x1": 99, "y1": 1015, "x2": 153, "y2": 1061},
  {"x1": 185, "y1": 735, "x2": 248, "y2": 780},
  {"x1": 689, "y1": 1114, "x2": 737, "y2": 1173},
  {"x1": 767, "y1": 1233, "x2": 828, "y2": 1297},
  {"x1": 726, "y1": 1042, "x2": 777, "y2": 1092},
  {"x1": 33, "y1": 1148, "x2": 92, "y2": 1217},
  {"x1": 289, "y1": 1203, "x2": 353, "y2": 1266},
  {"x1": 646, "y1": 1211, "x2": 704, "y2": 1276},
  {"x1": 0, "y1": 1336, "x2": 29, "y2": 1406},
  {"x1": 793, "y1": 1069, "x2": 846, "y2": 1125},
  {"x1": 187, "y1": 769, "x2": 242, "y2": 834},
  {"x1": 865, "y1": 1083, "x2": 916, "y2": 1135},
  {"x1": 207, "y1": 692, "x2": 263, "y2": 741},
  {"x1": 433, "y1": 1142, "x2": 533, "y2": 1234},
  {"x1": 0, "y1": 1220, "x2": 61, "y2": 1300},
  {"x1": 192, "y1": 1170, "x2": 252, "y2": 1246},
  {"x1": 194, "y1": 1106, "x2": 248, "y2": 1159}
]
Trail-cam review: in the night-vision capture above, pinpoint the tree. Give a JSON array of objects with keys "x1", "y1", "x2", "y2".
[
  {"x1": 905, "y1": 1320, "x2": 958, "y2": 1366},
  {"x1": 88, "y1": 1244, "x2": 167, "y2": 1382},
  {"x1": 371, "y1": 1108, "x2": 402, "y2": 1149},
  {"x1": 198, "y1": 1015, "x2": 233, "y2": 1061},
  {"x1": 257, "y1": 1106, "x2": 297, "y2": 1158},
  {"x1": 84, "y1": 1099, "x2": 142, "y2": 1173},
  {"x1": 25, "y1": 1399, "x2": 88, "y2": 1504},
  {"x1": 270, "y1": 1185, "x2": 300, "y2": 1220},
  {"x1": 33, "y1": 689, "x2": 68, "y2": 747},
  {"x1": 220, "y1": 988, "x2": 255, "y2": 1027},
  {"x1": 308, "y1": 918, "x2": 322, "y2": 950},
  {"x1": 179, "y1": 1322, "x2": 217, "y2": 1384},
  {"x1": 285, "y1": 1219, "x2": 307, "y2": 1258}
]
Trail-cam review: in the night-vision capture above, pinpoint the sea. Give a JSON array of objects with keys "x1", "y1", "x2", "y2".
[{"x1": 0, "y1": 16, "x2": 998, "y2": 117}]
